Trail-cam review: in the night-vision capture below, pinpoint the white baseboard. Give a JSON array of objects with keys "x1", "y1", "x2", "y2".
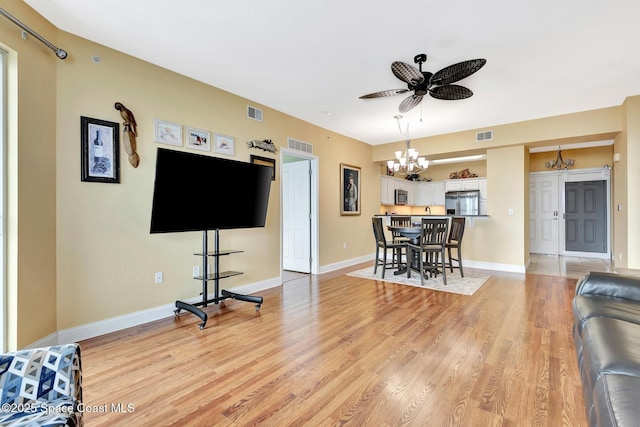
[
  {"x1": 463, "y1": 259, "x2": 527, "y2": 274},
  {"x1": 32, "y1": 256, "x2": 525, "y2": 348},
  {"x1": 344, "y1": 253, "x2": 526, "y2": 275},
  {"x1": 52, "y1": 276, "x2": 282, "y2": 346},
  {"x1": 318, "y1": 254, "x2": 374, "y2": 275},
  {"x1": 26, "y1": 333, "x2": 59, "y2": 349}
]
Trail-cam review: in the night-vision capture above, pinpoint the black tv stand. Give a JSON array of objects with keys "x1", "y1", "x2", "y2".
[{"x1": 174, "y1": 229, "x2": 263, "y2": 329}]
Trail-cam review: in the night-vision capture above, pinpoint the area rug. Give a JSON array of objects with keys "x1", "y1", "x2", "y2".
[{"x1": 347, "y1": 266, "x2": 490, "y2": 296}]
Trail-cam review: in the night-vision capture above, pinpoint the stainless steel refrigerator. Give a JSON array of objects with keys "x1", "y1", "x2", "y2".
[{"x1": 445, "y1": 190, "x2": 480, "y2": 215}]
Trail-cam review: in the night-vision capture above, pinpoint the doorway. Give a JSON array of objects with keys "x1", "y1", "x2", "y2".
[
  {"x1": 280, "y1": 148, "x2": 319, "y2": 278},
  {"x1": 529, "y1": 168, "x2": 611, "y2": 258},
  {"x1": 565, "y1": 180, "x2": 607, "y2": 253},
  {"x1": 529, "y1": 173, "x2": 559, "y2": 254}
]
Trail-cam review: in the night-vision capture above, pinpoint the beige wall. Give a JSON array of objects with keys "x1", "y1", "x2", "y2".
[
  {"x1": 613, "y1": 129, "x2": 628, "y2": 269},
  {"x1": 4, "y1": 2, "x2": 640, "y2": 346},
  {"x1": 373, "y1": 104, "x2": 636, "y2": 271},
  {"x1": 53, "y1": 32, "x2": 379, "y2": 330},
  {"x1": 381, "y1": 161, "x2": 487, "y2": 182},
  {"x1": 380, "y1": 144, "x2": 612, "y2": 185},
  {"x1": 463, "y1": 146, "x2": 528, "y2": 267},
  {"x1": 372, "y1": 107, "x2": 621, "y2": 164},
  {"x1": 529, "y1": 145, "x2": 613, "y2": 172},
  {"x1": 0, "y1": 0, "x2": 58, "y2": 349},
  {"x1": 617, "y1": 96, "x2": 640, "y2": 269},
  {"x1": 0, "y1": 2, "x2": 379, "y2": 345},
  {"x1": 378, "y1": 146, "x2": 612, "y2": 268}
]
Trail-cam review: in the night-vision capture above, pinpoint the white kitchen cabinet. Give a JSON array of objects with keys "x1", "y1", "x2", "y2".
[
  {"x1": 414, "y1": 182, "x2": 428, "y2": 206},
  {"x1": 380, "y1": 177, "x2": 394, "y2": 205},
  {"x1": 480, "y1": 199, "x2": 488, "y2": 216},
  {"x1": 445, "y1": 178, "x2": 480, "y2": 192},
  {"x1": 478, "y1": 178, "x2": 488, "y2": 199},
  {"x1": 478, "y1": 178, "x2": 488, "y2": 215},
  {"x1": 446, "y1": 178, "x2": 488, "y2": 214},
  {"x1": 445, "y1": 180, "x2": 462, "y2": 192},
  {"x1": 414, "y1": 181, "x2": 446, "y2": 206},
  {"x1": 394, "y1": 179, "x2": 415, "y2": 205},
  {"x1": 380, "y1": 176, "x2": 417, "y2": 205},
  {"x1": 432, "y1": 182, "x2": 446, "y2": 205}
]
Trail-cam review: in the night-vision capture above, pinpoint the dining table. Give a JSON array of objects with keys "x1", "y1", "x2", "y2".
[
  {"x1": 387, "y1": 225, "x2": 422, "y2": 244},
  {"x1": 387, "y1": 224, "x2": 422, "y2": 275}
]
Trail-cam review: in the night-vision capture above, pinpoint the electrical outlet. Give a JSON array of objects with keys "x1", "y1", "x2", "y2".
[
  {"x1": 155, "y1": 272, "x2": 163, "y2": 284},
  {"x1": 193, "y1": 266, "x2": 200, "y2": 277},
  {"x1": 343, "y1": 242, "x2": 347, "y2": 249}
]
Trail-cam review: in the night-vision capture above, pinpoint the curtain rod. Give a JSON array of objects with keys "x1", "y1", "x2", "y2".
[{"x1": 0, "y1": 7, "x2": 67, "y2": 59}]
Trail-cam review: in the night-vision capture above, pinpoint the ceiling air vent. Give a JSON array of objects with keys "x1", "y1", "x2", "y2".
[
  {"x1": 247, "y1": 105, "x2": 263, "y2": 122},
  {"x1": 287, "y1": 137, "x2": 313, "y2": 154},
  {"x1": 476, "y1": 130, "x2": 493, "y2": 142}
]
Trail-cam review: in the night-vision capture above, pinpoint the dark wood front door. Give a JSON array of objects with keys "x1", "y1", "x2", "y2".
[{"x1": 564, "y1": 180, "x2": 607, "y2": 253}]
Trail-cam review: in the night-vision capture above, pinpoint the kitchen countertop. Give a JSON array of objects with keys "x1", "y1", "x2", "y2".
[{"x1": 375, "y1": 214, "x2": 489, "y2": 218}]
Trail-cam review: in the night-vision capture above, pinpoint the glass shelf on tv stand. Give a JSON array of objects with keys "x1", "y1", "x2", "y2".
[
  {"x1": 175, "y1": 230, "x2": 262, "y2": 330},
  {"x1": 193, "y1": 271, "x2": 243, "y2": 281},
  {"x1": 193, "y1": 250, "x2": 244, "y2": 281},
  {"x1": 194, "y1": 249, "x2": 244, "y2": 257}
]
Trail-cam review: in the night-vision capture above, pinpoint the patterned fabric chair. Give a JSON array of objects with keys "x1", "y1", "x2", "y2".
[{"x1": 0, "y1": 343, "x2": 83, "y2": 426}]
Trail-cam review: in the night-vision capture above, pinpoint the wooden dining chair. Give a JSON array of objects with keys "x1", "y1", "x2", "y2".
[
  {"x1": 372, "y1": 217, "x2": 405, "y2": 278},
  {"x1": 390, "y1": 216, "x2": 411, "y2": 243},
  {"x1": 406, "y1": 218, "x2": 449, "y2": 286},
  {"x1": 446, "y1": 216, "x2": 466, "y2": 277},
  {"x1": 389, "y1": 216, "x2": 411, "y2": 265}
]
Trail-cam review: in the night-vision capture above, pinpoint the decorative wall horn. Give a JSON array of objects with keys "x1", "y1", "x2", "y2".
[{"x1": 114, "y1": 102, "x2": 139, "y2": 168}]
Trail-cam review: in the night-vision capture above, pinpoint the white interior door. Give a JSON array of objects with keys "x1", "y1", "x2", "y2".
[
  {"x1": 283, "y1": 160, "x2": 311, "y2": 273},
  {"x1": 530, "y1": 174, "x2": 559, "y2": 254}
]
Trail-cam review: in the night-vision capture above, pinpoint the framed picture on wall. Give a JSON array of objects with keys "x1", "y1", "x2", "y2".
[
  {"x1": 185, "y1": 126, "x2": 211, "y2": 152},
  {"x1": 340, "y1": 163, "x2": 361, "y2": 216},
  {"x1": 81, "y1": 116, "x2": 120, "y2": 183},
  {"x1": 214, "y1": 133, "x2": 235, "y2": 156},
  {"x1": 154, "y1": 119, "x2": 183, "y2": 146},
  {"x1": 250, "y1": 155, "x2": 276, "y2": 181}
]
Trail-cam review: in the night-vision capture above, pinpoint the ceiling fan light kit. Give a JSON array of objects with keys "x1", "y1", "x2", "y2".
[{"x1": 360, "y1": 53, "x2": 486, "y2": 113}]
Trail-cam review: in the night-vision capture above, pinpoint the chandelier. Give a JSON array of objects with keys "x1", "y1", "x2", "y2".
[
  {"x1": 545, "y1": 146, "x2": 575, "y2": 170},
  {"x1": 387, "y1": 115, "x2": 429, "y2": 174}
]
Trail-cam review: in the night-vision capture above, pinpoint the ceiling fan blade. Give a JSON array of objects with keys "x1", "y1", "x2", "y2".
[
  {"x1": 391, "y1": 61, "x2": 424, "y2": 86},
  {"x1": 429, "y1": 85, "x2": 473, "y2": 100},
  {"x1": 398, "y1": 94, "x2": 423, "y2": 113},
  {"x1": 359, "y1": 89, "x2": 409, "y2": 99},
  {"x1": 430, "y1": 59, "x2": 486, "y2": 86}
]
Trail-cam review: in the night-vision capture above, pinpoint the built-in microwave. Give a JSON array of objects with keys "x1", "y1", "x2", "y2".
[{"x1": 394, "y1": 189, "x2": 408, "y2": 205}]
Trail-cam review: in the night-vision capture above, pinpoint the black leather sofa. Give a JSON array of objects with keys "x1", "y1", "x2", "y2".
[{"x1": 573, "y1": 271, "x2": 640, "y2": 426}]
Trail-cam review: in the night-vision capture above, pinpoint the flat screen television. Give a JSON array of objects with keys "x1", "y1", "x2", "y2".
[{"x1": 150, "y1": 148, "x2": 272, "y2": 233}]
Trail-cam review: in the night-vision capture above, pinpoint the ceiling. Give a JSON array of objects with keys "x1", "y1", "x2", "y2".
[{"x1": 22, "y1": 0, "x2": 640, "y2": 146}]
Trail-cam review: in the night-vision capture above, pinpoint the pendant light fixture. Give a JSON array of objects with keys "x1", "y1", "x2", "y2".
[
  {"x1": 545, "y1": 146, "x2": 575, "y2": 170},
  {"x1": 387, "y1": 115, "x2": 429, "y2": 174}
]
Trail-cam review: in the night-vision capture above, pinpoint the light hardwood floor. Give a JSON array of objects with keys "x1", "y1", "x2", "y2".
[{"x1": 79, "y1": 267, "x2": 587, "y2": 426}]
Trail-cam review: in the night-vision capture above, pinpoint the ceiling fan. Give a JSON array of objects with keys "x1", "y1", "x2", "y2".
[{"x1": 359, "y1": 53, "x2": 486, "y2": 113}]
